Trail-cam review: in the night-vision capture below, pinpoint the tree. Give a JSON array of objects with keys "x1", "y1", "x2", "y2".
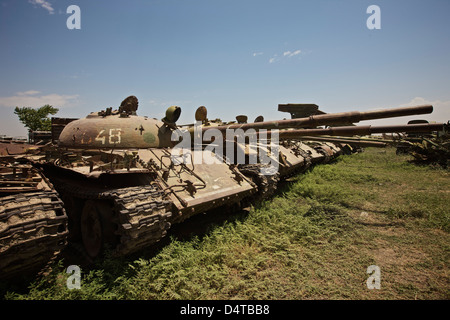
[{"x1": 14, "y1": 105, "x2": 59, "y2": 131}]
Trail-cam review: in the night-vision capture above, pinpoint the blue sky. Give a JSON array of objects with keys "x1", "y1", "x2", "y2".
[{"x1": 1, "y1": 0, "x2": 449, "y2": 137}]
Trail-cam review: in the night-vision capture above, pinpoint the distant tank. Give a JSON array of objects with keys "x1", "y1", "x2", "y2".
[
  {"x1": 393, "y1": 119, "x2": 449, "y2": 167},
  {"x1": 0, "y1": 96, "x2": 438, "y2": 279}
]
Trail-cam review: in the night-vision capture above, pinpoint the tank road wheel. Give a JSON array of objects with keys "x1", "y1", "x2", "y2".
[{"x1": 80, "y1": 200, "x2": 116, "y2": 258}]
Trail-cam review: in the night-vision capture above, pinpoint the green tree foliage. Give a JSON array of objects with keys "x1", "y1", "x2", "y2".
[{"x1": 14, "y1": 105, "x2": 59, "y2": 131}]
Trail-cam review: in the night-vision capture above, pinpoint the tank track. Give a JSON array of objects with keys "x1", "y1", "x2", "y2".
[
  {"x1": 0, "y1": 190, "x2": 68, "y2": 279},
  {"x1": 51, "y1": 179, "x2": 173, "y2": 257},
  {"x1": 106, "y1": 185, "x2": 173, "y2": 256},
  {"x1": 238, "y1": 164, "x2": 280, "y2": 200}
]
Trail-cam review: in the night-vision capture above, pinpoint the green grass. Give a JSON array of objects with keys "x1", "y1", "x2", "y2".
[{"x1": 2, "y1": 147, "x2": 449, "y2": 300}]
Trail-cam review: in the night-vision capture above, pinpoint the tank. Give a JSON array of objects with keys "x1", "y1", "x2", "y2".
[
  {"x1": 276, "y1": 122, "x2": 445, "y2": 173},
  {"x1": 0, "y1": 157, "x2": 68, "y2": 278},
  {"x1": 189, "y1": 104, "x2": 436, "y2": 177},
  {"x1": 0, "y1": 96, "x2": 438, "y2": 279},
  {"x1": 393, "y1": 120, "x2": 449, "y2": 167}
]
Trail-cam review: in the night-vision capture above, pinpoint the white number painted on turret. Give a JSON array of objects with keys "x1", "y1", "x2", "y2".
[
  {"x1": 109, "y1": 128, "x2": 121, "y2": 144},
  {"x1": 95, "y1": 130, "x2": 106, "y2": 144},
  {"x1": 95, "y1": 129, "x2": 122, "y2": 145}
]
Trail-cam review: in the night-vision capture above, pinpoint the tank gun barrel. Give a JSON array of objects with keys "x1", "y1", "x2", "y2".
[
  {"x1": 290, "y1": 136, "x2": 388, "y2": 148},
  {"x1": 277, "y1": 123, "x2": 445, "y2": 139},
  {"x1": 202, "y1": 105, "x2": 434, "y2": 132},
  {"x1": 200, "y1": 122, "x2": 444, "y2": 143}
]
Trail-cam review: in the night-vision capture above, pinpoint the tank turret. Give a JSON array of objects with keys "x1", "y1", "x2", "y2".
[{"x1": 58, "y1": 97, "x2": 181, "y2": 149}]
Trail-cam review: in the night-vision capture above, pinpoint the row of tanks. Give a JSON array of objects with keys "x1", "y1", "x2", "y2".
[
  {"x1": 394, "y1": 120, "x2": 450, "y2": 168},
  {"x1": 0, "y1": 96, "x2": 444, "y2": 279}
]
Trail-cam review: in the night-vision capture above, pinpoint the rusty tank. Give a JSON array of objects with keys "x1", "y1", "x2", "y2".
[
  {"x1": 0, "y1": 96, "x2": 438, "y2": 279},
  {"x1": 189, "y1": 103, "x2": 437, "y2": 177},
  {"x1": 0, "y1": 156, "x2": 68, "y2": 278}
]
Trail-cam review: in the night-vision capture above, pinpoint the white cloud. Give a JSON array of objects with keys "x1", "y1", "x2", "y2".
[
  {"x1": 253, "y1": 52, "x2": 263, "y2": 57},
  {"x1": 268, "y1": 49, "x2": 302, "y2": 63},
  {"x1": 398, "y1": 97, "x2": 450, "y2": 123},
  {"x1": 29, "y1": 0, "x2": 54, "y2": 15},
  {"x1": 268, "y1": 54, "x2": 279, "y2": 64},
  {"x1": 283, "y1": 50, "x2": 302, "y2": 57},
  {"x1": 0, "y1": 90, "x2": 78, "y2": 108}
]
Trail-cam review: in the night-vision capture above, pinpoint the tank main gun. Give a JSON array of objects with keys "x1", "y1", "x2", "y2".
[
  {"x1": 286, "y1": 136, "x2": 389, "y2": 148},
  {"x1": 198, "y1": 105, "x2": 434, "y2": 133},
  {"x1": 200, "y1": 122, "x2": 445, "y2": 144},
  {"x1": 194, "y1": 106, "x2": 439, "y2": 144},
  {"x1": 276, "y1": 122, "x2": 445, "y2": 138},
  {"x1": 276, "y1": 122, "x2": 445, "y2": 148}
]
